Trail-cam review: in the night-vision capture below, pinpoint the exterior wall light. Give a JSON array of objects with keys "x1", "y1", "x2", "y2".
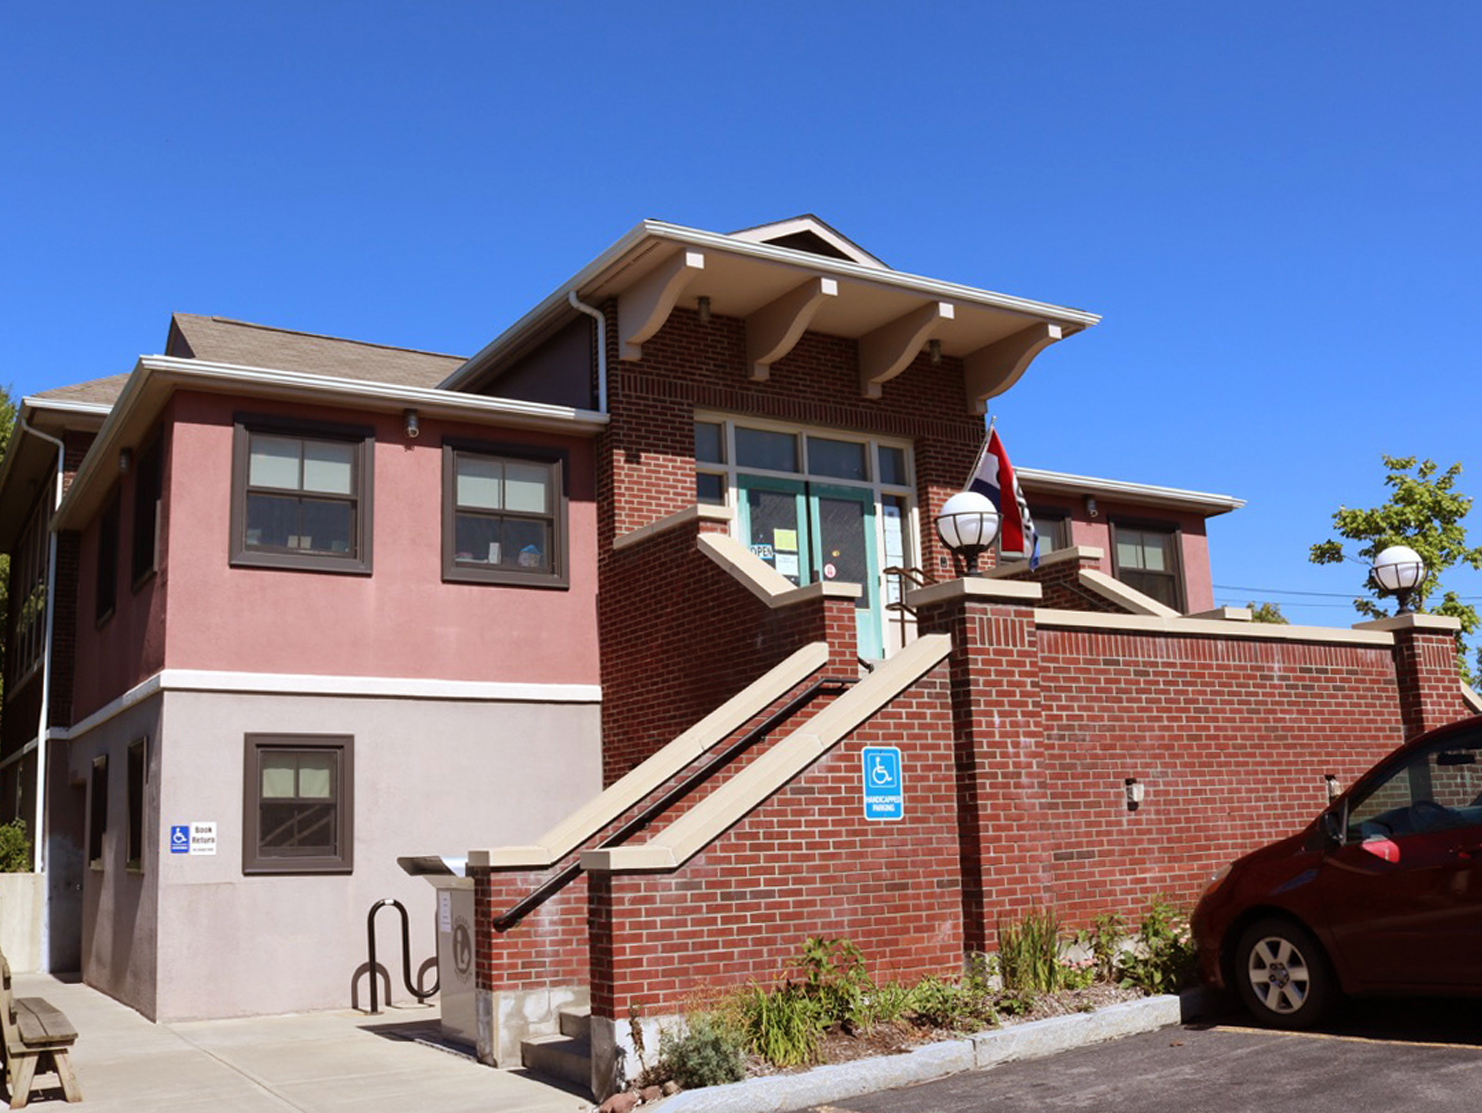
[
  {"x1": 697, "y1": 296, "x2": 711, "y2": 325},
  {"x1": 1373, "y1": 544, "x2": 1426, "y2": 614},
  {"x1": 1125, "y1": 777, "x2": 1144, "y2": 811},
  {"x1": 118, "y1": 448, "x2": 133, "y2": 474},
  {"x1": 928, "y1": 338, "x2": 942, "y2": 364},
  {"x1": 935, "y1": 490, "x2": 1000, "y2": 576},
  {"x1": 403, "y1": 409, "x2": 420, "y2": 439}
]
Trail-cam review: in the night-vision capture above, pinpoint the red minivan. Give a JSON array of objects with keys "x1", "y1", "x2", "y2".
[{"x1": 1192, "y1": 714, "x2": 1482, "y2": 1028}]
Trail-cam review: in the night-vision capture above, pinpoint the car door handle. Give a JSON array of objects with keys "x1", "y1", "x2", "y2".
[{"x1": 1451, "y1": 845, "x2": 1482, "y2": 860}]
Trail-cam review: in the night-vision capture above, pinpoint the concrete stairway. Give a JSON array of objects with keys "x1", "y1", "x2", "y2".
[{"x1": 520, "y1": 1009, "x2": 591, "y2": 1094}]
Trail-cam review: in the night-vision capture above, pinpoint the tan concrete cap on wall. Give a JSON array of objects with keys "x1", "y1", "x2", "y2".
[
  {"x1": 1352, "y1": 613, "x2": 1463, "y2": 634},
  {"x1": 906, "y1": 577, "x2": 1043, "y2": 610},
  {"x1": 698, "y1": 532, "x2": 863, "y2": 607},
  {"x1": 1077, "y1": 568, "x2": 1180, "y2": 618},
  {"x1": 613, "y1": 503, "x2": 734, "y2": 552},
  {"x1": 580, "y1": 633, "x2": 953, "y2": 875},
  {"x1": 979, "y1": 544, "x2": 1103, "y2": 579},
  {"x1": 468, "y1": 641, "x2": 831, "y2": 869}
]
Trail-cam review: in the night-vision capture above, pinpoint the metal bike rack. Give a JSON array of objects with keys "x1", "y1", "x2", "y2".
[{"x1": 364, "y1": 898, "x2": 439, "y2": 1015}]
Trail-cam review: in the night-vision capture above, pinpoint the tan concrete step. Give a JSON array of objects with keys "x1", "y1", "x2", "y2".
[{"x1": 521, "y1": 1032, "x2": 591, "y2": 1093}]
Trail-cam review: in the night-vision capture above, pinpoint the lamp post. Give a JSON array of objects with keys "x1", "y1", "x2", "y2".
[
  {"x1": 935, "y1": 490, "x2": 1000, "y2": 576},
  {"x1": 1373, "y1": 544, "x2": 1427, "y2": 615}
]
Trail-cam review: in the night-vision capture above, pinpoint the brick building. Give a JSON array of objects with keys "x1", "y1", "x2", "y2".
[{"x1": 1, "y1": 216, "x2": 1473, "y2": 1092}]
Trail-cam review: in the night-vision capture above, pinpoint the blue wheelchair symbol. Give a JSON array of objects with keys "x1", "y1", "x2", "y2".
[{"x1": 170, "y1": 825, "x2": 190, "y2": 854}]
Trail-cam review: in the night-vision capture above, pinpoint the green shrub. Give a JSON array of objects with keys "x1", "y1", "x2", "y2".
[
  {"x1": 1083, "y1": 912, "x2": 1126, "y2": 983},
  {"x1": 1117, "y1": 897, "x2": 1195, "y2": 995},
  {"x1": 908, "y1": 976, "x2": 993, "y2": 1031},
  {"x1": 660, "y1": 1014, "x2": 746, "y2": 1090},
  {"x1": 739, "y1": 982, "x2": 826, "y2": 1067},
  {"x1": 997, "y1": 907, "x2": 1062, "y2": 995},
  {"x1": 0, "y1": 820, "x2": 32, "y2": 873},
  {"x1": 796, "y1": 936, "x2": 872, "y2": 1029},
  {"x1": 858, "y1": 981, "x2": 914, "y2": 1030}
]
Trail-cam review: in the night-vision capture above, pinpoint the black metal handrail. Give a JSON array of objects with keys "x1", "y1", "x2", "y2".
[
  {"x1": 364, "y1": 898, "x2": 438, "y2": 1014},
  {"x1": 492, "y1": 675, "x2": 855, "y2": 931}
]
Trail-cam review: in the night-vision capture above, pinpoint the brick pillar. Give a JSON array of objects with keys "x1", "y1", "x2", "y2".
[
  {"x1": 1358, "y1": 613, "x2": 1467, "y2": 740},
  {"x1": 912, "y1": 577, "x2": 1049, "y2": 954}
]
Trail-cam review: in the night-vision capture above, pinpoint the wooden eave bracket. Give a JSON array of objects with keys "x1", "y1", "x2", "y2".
[
  {"x1": 858, "y1": 301, "x2": 954, "y2": 398},
  {"x1": 963, "y1": 322, "x2": 1064, "y2": 414},
  {"x1": 745, "y1": 276, "x2": 838, "y2": 381},
  {"x1": 618, "y1": 250, "x2": 705, "y2": 361}
]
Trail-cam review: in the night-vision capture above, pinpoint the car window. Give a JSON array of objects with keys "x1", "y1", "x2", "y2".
[{"x1": 1346, "y1": 740, "x2": 1482, "y2": 841}]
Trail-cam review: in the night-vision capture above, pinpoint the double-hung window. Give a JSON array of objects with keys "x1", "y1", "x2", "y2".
[
  {"x1": 231, "y1": 417, "x2": 374, "y2": 573},
  {"x1": 1112, "y1": 521, "x2": 1184, "y2": 611},
  {"x1": 442, "y1": 442, "x2": 568, "y2": 588},
  {"x1": 243, "y1": 734, "x2": 353, "y2": 874}
]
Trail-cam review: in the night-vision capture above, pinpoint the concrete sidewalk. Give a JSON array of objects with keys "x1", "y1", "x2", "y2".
[{"x1": 10, "y1": 973, "x2": 591, "y2": 1112}]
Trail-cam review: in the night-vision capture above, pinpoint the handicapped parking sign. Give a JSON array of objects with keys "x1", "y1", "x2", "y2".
[
  {"x1": 861, "y1": 746, "x2": 903, "y2": 821},
  {"x1": 169, "y1": 825, "x2": 190, "y2": 854}
]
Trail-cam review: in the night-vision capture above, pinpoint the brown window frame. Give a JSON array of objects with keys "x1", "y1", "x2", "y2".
[
  {"x1": 95, "y1": 490, "x2": 120, "y2": 626},
  {"x1": 7, "y1": 491, "x2": 51, "y2": 690},
  {"x1": 88, "y1": 755, "x2": 108, "y2": 870},
  {"x1": 242, "y1": 734, "x2": 354, "y2": 875},
  {"x1": 131, "y1": 432, "x2": 164, "y2": 590},
  {"x1": 1110, "y1": 518, "x2": 1185, "y2": 612},
  {"x1": 230, "y1": 415, "x2": 375, "y2": 575},
  {"x1": 126, "y1": 737, "x2": 147, "y2": 872},
  {"x1": 440, "y1": 440, "x2": 569, "y2": 589}
]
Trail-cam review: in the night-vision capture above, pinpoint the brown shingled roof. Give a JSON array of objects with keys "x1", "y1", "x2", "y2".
[
  {"x1": 167, "y1": 314, "x2": 467, "y2": 388},
  {"x1": 29, "y1": 373, "x2": 131, "y2": 408}
]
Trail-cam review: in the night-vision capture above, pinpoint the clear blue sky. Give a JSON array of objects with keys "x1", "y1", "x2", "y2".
[{"x1": 4, "y1": 2, "x2": 1480, "y2": 627}]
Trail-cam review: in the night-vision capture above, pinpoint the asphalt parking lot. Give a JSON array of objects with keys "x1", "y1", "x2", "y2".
[{"x1": 784, "y1": 996, "x2": 1482, "y2": 1113}]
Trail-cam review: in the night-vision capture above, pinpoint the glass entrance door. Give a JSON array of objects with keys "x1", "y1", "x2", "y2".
[
  {"x1": 809, "y1": 484, "x2": 881, "y2": 657},
  {"x1": 738, "y1": 476, "x2": 883, "y2": 657},
  {"x1": 738, "y1": 476, "x2": 809, "y2": 587}
]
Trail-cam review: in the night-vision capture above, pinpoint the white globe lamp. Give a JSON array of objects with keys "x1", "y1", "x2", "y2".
[
  {"x1": 935, "y1": 491, "x2": 1000, "y2": 576},
  {"x1": 1373, "y1": 544, "x2": 1427, "y2": 614}
]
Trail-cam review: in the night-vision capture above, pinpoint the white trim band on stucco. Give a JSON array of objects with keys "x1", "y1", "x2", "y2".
[{"x1": 52, "y1": 670, "x2": 604, "y2": 742}]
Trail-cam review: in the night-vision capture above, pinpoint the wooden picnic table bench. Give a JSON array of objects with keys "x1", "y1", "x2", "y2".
[{"x1": 0, "y1": 954, "x2": 81, "y2": 1108}]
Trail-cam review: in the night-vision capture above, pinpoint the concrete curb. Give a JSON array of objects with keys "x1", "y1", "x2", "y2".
[{"x1": 647, "y1": 990, "x2": 1208, "y2": 1113}]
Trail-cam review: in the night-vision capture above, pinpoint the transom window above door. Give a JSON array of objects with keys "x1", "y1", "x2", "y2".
[{"x1": 695, "y1": 418, "x2": 911, "y2": 502}]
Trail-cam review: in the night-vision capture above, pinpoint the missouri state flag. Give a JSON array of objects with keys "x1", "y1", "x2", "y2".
[{"x1": 968, "y1": 426, "x2": 1037, "y2": 565}]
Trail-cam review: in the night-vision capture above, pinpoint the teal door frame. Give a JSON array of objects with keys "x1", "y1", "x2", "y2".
[
  {"x1": 807, "y1": 482, "x2": 881, "y2": 657},
  {"x1": 737, "y1": 475, "x2": 810, "y2": 587}
]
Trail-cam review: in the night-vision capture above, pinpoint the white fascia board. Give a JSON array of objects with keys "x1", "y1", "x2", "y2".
[
  {"x1": 1016, "y1": 466, "x2": 1245, "y2": 516},
  {"x1": 20, "y1": 396, "x2": 114, "y2": 418},
  {"x1": 443, "y1": 219, "x2": 1103, "y2": 391},
  {"x1": 53, "y1": 355, "x2": 607, "y2": 530}
]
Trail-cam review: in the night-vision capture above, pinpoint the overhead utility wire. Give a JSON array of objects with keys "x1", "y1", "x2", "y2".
[{"x1": 1214, "y1": 582, "x2": 1482, "y2": 601}]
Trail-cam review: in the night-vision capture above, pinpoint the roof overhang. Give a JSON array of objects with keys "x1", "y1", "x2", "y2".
[
  {"x1": 1017, "y1": 466, "x2": 1245, "y2": 518},
  {"x1": 0, "y1": 397, "x2": 112, "y2": 548},
  {"x1": 445, "y1": 219, "x2": 1101, "y2": 412},
  {"x1": 52, "y1": 355, "x2": 608, "y2": 531}
]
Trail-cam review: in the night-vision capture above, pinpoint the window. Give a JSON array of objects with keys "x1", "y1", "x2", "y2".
[
  {"x1": 441, "y1": 443, "x2": 567, "y2": 587},
  {"x1": 1347, "y1": 739, "x2": 1482, "y2": 842},
  {"x1": 95, "y1": 492, "x2": 120, "y2": 625},
  {"x1": 1112, "y1": 522, "x2": 1183, "y2": 610},
  {"x1": 230, "y1": 417, "x2": 374, "y2": 573},
  {"x1": 126, "y1": 738, "x2": 146, "y2": 871},
  {"x1": 131, "y1": 435, "x2": 163, "y2": 588},
  {"x1": 1030, "y1": 508, "x2": 1070, "y2": 555},
  {"x1": 88, "y1": 756, "x2": 107, "y2": 870},
  {"x1": 243, "y1": 734, "x2": 353, "y2": 874},
  {"x1": 7, "y1": 493, "x2": 50, "y2": 688}
]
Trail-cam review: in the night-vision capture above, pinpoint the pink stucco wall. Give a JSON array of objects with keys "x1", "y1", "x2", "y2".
[
  {"x1": 162, "y1": 392, "x2": 600, "y2": 685},
  {"x1": 1034, "y1": 496, "x2": 1217, "y2": 613},
  {"x1": 70, "y1": 425, "x2": 169, "y2": 724},
  {"x1": 69, "y1": 391, "x2": 601, "y2": 721}
]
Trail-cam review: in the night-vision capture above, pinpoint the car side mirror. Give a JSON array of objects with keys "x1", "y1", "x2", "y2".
[{"x1": 1320, "y1": 808, "x2": 1345, "y2": 845}]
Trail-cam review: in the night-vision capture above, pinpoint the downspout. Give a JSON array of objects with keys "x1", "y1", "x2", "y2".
[
  {"x1": 17, "y1": 414, "x2": 65, "y2": 877},
  {"x1": 567, "y1": 291, "x2": 608, "y2": 414}
]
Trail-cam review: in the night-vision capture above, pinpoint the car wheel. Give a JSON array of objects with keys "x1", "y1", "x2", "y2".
[{"x1": 1234, "y1": 917, "x2": 1334, "y2": 1029}]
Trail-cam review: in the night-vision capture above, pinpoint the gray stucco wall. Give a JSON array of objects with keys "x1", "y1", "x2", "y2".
[{"x1": 70, "y1": 688, "x2": 601, "y2": 1022}]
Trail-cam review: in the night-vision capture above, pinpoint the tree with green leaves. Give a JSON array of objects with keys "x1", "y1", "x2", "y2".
[
  {"x1": 0, "y1": 384, "x2": 14, "y2": 708},
  {"x1": 1310, "y1": 455, "x2": 1482, "y2": 682},
  {"x1": 1247, "y1": 601, "x2": 1289, "y2": 624}
]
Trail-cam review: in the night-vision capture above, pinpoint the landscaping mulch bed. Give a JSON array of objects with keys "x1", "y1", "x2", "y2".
[{"x1": 745, "y1": 983, "x2": 1143, "y2": 1076}]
